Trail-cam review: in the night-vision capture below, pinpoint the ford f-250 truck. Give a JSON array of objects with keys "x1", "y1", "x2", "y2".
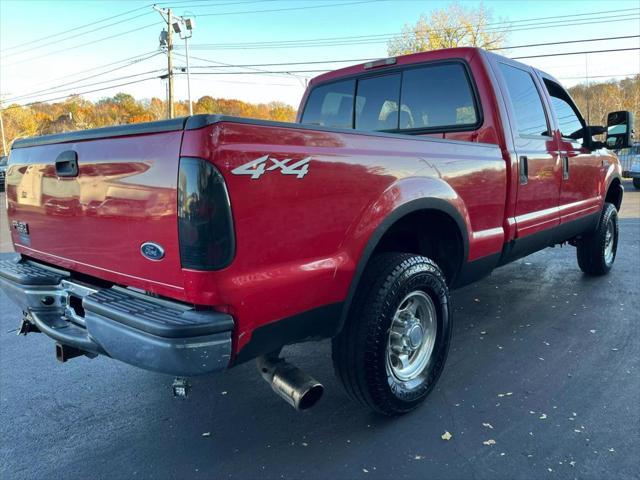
[{"x1": 0, "y1": 48, "x2": 632, "y2": 415}]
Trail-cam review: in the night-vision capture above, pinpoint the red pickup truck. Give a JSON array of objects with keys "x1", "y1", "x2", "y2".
[{"x1": 1, "y1": 48, "x2": 631, "y2": 415}]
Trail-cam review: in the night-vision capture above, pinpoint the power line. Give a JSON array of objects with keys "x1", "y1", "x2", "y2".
[
  {"x1": 23, "y1": 51, "x2": 161, "y2": 90},
  {"x1": 558, "y1": 73, "x2": 639, "y2": 80},
  {"x1": 0, "y1": 0, "x2": 275, "y2": 56},
  {"x1": 4, "y1": 68, "x2": 166, "y2": 104},
  {"x1": 196, "y1": 0, "x2": 388, "y2": 17},
  {"x1": 1, "y1": 11, "x2": 155, "y2": 59},
  {"x1": 183, "y1": 9, "x2": 639, "y2": 50},
  {"x1": 5, "y1": 53, "x2": 162, "y2": 102},
  {"x1": 2, "y1": 76, "x2": 163, "y2": 112},
  {"x1": 172, "y1": 47, "x2": 640, "y2": 75},
  {"x1": 0, "y1": 4, "x2": 152, "y2": 52},
  {"x1": 178, "y1": 35, "x2": 640, "y2": 70},
  {"x1": 2, "y1": 22, "x2": 162, "y2": 68},
  {"x1": 512, "y1": 47, "x2": 640, "y2": 60}
]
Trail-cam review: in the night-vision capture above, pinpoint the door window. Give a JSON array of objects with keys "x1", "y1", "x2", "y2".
[{"x1": 499, "y1": 63, "x2": 549, "y2": 137}]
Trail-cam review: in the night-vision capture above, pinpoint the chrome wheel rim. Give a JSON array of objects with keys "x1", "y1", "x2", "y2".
[
  {"x1": 604, "y1": 218, "x2": 615, "y2": 265},
  {"x1": 386, "y1": 291, "x2": 437, "y2": 382}
]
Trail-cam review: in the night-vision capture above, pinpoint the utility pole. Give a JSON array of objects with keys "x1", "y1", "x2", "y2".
[
  {"x1": 167, "y1": 8, "x2": 174, "y2": 119},
  {"x1": 0, "y1": 108, "x2": 6, "y2": 157},
  {"x1": 154, "y1": 5, "x2": 174, "y2": 119}
]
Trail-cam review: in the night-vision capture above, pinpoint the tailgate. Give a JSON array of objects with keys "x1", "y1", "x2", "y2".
[{"x1": 5, "y1": 130, "x2": 185, "y2": 295}]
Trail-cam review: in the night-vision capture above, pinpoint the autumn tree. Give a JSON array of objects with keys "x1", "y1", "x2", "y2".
[
  {"x1": 387, "y1": 2, "x2": 507, "y2": 56},
  {"x1": 0, "y1": 93, "x2": 297, "y2": 150},
  {"x1": 569, "y1": 75, "x2": 639, "y2": 132}
]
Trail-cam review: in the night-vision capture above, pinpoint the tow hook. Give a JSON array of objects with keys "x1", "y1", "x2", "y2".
[
  {"x1": 257, "y1": 354, "x2": 324, "y2": 410},
  {"x1": 17, "y1": 313, "x2": 40, "y2": 336},
  {"x1": 172, "y1": 377, "x2": 191, "y2": 398}
]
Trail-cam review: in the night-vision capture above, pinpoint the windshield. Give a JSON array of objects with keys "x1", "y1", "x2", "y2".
[{"x1": 0, "y1": 156, "x2": 7, "y2": 166}]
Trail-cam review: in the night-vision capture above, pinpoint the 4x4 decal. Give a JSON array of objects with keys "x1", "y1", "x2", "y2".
[{"x1": 231, "y1": 155, "x2": 311, "y2": 179}]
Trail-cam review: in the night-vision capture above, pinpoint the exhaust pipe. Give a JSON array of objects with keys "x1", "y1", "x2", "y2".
[
  {"x1": 55, "y1": 343, "x2": 86, "y2": 362},
  {"x1": 257, "y1": 355, "x2": 324, "y2": 410}
]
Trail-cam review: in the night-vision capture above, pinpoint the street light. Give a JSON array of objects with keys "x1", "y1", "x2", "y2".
[{"x1": 173, "y1": 17, "x2": 195, "y2": 115}]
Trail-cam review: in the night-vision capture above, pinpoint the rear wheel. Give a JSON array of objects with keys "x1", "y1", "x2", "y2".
[
  {"x1": 332, "y1": 253, "x2": 452, "y2": 415},
  {"x1": 576, "y1": 202, "x2": 618, "y2": 276}
]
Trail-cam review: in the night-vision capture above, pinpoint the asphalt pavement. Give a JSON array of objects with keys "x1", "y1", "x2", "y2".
[{"x1": 0, "y1": 183, "x2": 638, "y2": 480}]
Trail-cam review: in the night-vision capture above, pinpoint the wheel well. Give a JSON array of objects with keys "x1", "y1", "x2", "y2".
[
  {"x1": 605, "y1": 178, "x2": 623, "y2": 211},
  {"x1": 372, "y1": 209, "x2": 464, "y2": 285}
]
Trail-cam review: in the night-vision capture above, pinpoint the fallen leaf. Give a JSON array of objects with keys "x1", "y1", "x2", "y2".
[
  {"x1": 482, "y1": 422, "x2": 494, "y2": 429},
  {"x1": 483, "y1": 439, "x2": 496, "y2": 446},
  {"x1": 441, "y1": 431, "x2": 453, "y2": 441}
]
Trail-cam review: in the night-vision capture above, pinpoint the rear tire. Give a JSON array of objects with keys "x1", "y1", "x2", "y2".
[
  {"x1": 576, "y1": 202, "x2": 618, "y2": 276},
  {"x1": 633, "y1": 178, "x2": 640, "y2": 190},
  {"x1": 332, "y1": 253, "x2": 452, "y2": 416}
]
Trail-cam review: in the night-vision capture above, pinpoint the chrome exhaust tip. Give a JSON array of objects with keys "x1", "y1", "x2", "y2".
[{"x1": 257, "y1": 355, "x2": 324, "y2": 410}]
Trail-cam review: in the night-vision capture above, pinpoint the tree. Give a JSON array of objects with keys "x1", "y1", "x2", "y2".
[
  {"x1": 387, "y1": 2, "x2": 507, "y2": 56},
  {"x1": 568, "y1": 75, "x2": 639, "y2": 133}
]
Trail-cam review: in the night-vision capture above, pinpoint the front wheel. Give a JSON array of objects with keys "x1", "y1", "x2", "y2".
[
  {"x1": 576, "y1": 202, "x2": 619, "y2": 276},
  {"x1": 332, "y1": 253, "x2": 452, "y2": 415},
  {"x1": 633, "y1": 177, "x2": 640, "y2": 190}
]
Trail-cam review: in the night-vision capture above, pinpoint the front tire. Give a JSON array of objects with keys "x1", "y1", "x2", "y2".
[
  {"x1": 576, "y1": 202, "x2": 619, "y2": 276},
  {"x1": 332, "y1": 253, "x2": 452, "y2": 415}
]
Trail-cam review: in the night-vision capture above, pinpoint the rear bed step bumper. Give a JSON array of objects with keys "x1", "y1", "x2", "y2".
[{"x1": 0, "y1": 258, "x2": 234, "y2": 376}]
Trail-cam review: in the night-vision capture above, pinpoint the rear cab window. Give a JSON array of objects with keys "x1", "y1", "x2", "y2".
[{"x1": 300, "y1": 61, "x2": 481, "y2": 134}]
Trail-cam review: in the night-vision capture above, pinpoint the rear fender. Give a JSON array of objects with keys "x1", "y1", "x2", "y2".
[{"x1": 337, "y1": 176, "x2": 470, "y2": 333}]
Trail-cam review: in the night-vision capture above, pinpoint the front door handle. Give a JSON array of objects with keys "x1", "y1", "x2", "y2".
[
  {"x1": 55, "y1": 150, "x2": 79, "y2": 178},
  {"x1": 519, "y1": 155, "x2": 528, "y2": 185}
]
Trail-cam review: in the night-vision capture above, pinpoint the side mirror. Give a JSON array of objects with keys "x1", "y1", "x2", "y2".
[{"x1": 606, "y1": 111, "x2": 634, "y2": 150}]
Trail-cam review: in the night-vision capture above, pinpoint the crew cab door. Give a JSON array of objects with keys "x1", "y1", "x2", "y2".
[
  {"x1": 540, "y1": 76, "x2": 602, "y2": 225},
  {"x1": 495, "y1": 61, "x2": 562, "y2": 242}
]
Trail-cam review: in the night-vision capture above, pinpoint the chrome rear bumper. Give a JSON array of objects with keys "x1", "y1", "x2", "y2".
[{"x1": 0, "y1": 257, "x2": 234, "y2": 375}]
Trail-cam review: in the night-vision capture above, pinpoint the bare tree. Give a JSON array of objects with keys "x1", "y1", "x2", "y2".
[{"x1": 387, "y1": 2, "x2": 508, "y2": 56}]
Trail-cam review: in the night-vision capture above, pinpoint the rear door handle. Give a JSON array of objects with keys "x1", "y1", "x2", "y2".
[
  {"x1": 519, "y1": 155, "x2": 528, "y2": 185},
  {"x1": 562, "y1": 155, "x2": 569, "y2": 180},
  {"x1": 55, "y1": 150, "x2": 79, "y2": 178}
]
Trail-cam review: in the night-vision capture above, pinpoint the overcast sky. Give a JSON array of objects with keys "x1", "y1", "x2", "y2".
[{"x1": 1, "y1": 0, "x2": 639, "y2": 110}]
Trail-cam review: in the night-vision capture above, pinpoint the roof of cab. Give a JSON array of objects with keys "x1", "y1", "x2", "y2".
[{"x1": 309, "y1": 47, "x2": 483, "y2": 85}]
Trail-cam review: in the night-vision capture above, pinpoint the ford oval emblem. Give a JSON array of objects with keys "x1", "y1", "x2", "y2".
[{"x1": 141, "y1": 242, "x2": 165, "y2": 261}]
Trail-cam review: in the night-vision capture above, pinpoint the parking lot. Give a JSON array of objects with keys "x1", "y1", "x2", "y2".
[{"x1": 0, "y1": 184, "x2": 638, "y2": 480}]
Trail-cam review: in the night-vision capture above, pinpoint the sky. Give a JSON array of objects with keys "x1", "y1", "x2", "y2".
[{"x1": 1, "y1": 0, "x2": 639, "y2": 110}]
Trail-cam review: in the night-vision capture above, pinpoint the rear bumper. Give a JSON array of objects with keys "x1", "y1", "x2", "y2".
[{"x1": 0, "y1": 257, "x2": 234, "y2": 376}]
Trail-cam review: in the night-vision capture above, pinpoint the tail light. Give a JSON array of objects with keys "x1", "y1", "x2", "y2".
[{"x1": 178, "y1": 157, "x2": 235, "y2": 270}]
